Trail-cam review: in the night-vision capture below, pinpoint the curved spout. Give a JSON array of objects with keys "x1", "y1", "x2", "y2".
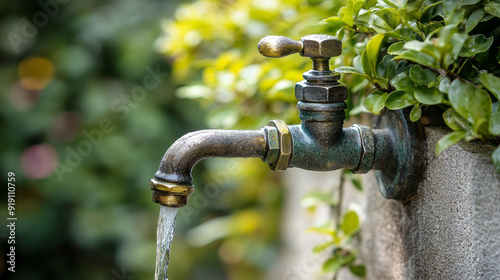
[{"x1": 151, "y1": 129, "x2": 268, "y2": 207}]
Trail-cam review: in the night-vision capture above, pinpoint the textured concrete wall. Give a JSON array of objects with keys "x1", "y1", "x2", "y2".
[
  {"x1": 360, "y1": 126, "x2": 500, "y2": 279},
  {"x1": 270, "y1": 126, "x2": 500, "y2": 280}
]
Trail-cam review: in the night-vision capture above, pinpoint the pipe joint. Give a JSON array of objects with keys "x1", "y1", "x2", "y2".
[{"x1": 265, "y1": 120, "x2": 292, "y2": 170}]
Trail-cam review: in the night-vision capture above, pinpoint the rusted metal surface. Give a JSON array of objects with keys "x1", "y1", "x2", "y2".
[
  {"x1": 288, "y1": 125, "x2": 362, "y2": 171},
  {"x1": 155, "y1": 129, "x2": 267, "y2": 185},
  {"x1": 151, "y1": 129, "x2": 268, "y2": 207}
]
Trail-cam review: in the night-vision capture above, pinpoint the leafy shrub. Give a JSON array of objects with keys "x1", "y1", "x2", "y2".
[{"x1": 329, "y1": 0, "x2": 500, "y2": 171}]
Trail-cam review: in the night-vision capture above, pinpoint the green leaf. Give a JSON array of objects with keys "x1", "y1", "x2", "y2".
[
  {"x1": 353, "y1": 0, "x2": 365, "y2": 17},
  {"x1": 350, "y1": 176, "x2": 363, "y2": 191},
  {"x1": 364, "y1": 90, "x2": 389, "y2": 115},
  {"x1": 386, "y1": 27, "x2": 417, "y2": 41},
  {"x1": 460, "y1": 35, "x2": 494, "y2": 57},
  {"x1": 490, "y1": 112, "x2": 500, "y2": 135},
  {"x1": 349, "y1": 265, "x2": 366, "y2": 277},
  {"x1": 409, "y1": 64, "x2": 438, "y2": 86},
  {"x1": 479, "y1": 72, "x2": 500, "y2": 101},
  {"x1": 361, "y1": 50, "x2": 373, "y2": 78},
  {"x1": 451, "y1": 34, "x2": 469, "y2": 57},
  {"x1": 446, "y1": 7, "x2": 466, "y2": 25},
  {"x1": 381, "y1": 0, "x2": 399, "y2": 8},
  {"x1": 375, "y1": 8, "x2": 401, "y2": 29},
  {"x1": 492, "y1": 146, "x2": 500, "y2": 173},
  {"x1": 385, "y1": 90, "x2": 417, "y2": 109},
  {"x1": 306, "y1": 222, "x2": 336, "y2": 235},
  {"x1": 388, "y1": 42, "x2": 405, "y2": 55},
  {"x1": 465, "y1": 9, "x2": 484, "y2": 34},
  {"x1": 485, "y1": 1, "x2": 500, "y2": 18},
  {"x1": 404, "y1": 40, "x2": 440, "y2": 60},
  {"x1": 391, "y1": 73, "x2": 416, "y2": 92},
  {"x1": 423, "y1": 22, "x2": 443, "y2": 36},
  {"x1": 414, "y1": 86, "x2": 443, "y2": 105},
  {"x1": 438, "y1": 76, "x2": 451, "y2": 94},
  {"x1": 362, "y1": 34, "x2": 385, "y2": 78},
  {"x1": 410, "y1": 104, "x2": 422, "y2": 122},
  {"x1": 364, "y1": 0, "x2": 378, "y2": 8},
  {"x1": 335, "y1": 66, "x2": 368, "y2": 78},
  {"x1": 376, "y1": 55, "x2": 396, "y2": 80},
  {"x1": 445, "y1": 32, "x2": 468, "y2": 67},
  {"x1": 434, "y1": 25, "x2": 467, "y2": 67},
  {"x1": 443, "y1": 0, "x2": 481, "y2": 17},
  {"x1": 341, "y1": 210, "x2": 360, "y2": 236},
  {"x1": 323, "y1": 256, "x2": 342, "y2": 272},
  {"x1": 394, "y1": 50, "x2": 440, "y2": 69},
  {"x1": 323, "y1": 16, "x2": 344, "y2": 34},
  {"x1": 481, "y1": 14, "x2": 496, "y2": 22},
  {"x1": 443, "y1": 107, "x2": 472, "y2": 131},
  {"x1": 448, "y1": 79, "x2": 492, "y2": 133},
  {"x1": 343, "y1": 0, "x2": 355, "y2": 26},
  {"x1": 313, "y1": 240, "x2": 337, "y2": 253},
  {"x1": 435, "y1": 131, "x2": 467, "y2": 155}
]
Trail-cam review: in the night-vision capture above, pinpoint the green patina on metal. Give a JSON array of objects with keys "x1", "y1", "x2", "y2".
[{"x1": 150, "y1": 34, "x2": 425, "y2": 207}]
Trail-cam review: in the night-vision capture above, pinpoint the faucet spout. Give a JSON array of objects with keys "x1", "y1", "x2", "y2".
[{"x1": 151, "y1": 129, "x2": 268, "y2": 207}]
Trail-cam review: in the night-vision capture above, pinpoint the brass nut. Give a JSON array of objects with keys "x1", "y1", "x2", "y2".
[
  {"x1": 352, "y1": 124, "x2": 375, "y2": 174},
  {"x1": 301, "y1": 34, "x2": 342, "y2": 58},
  {"x1": 264, "y1": 126, "x2": 280, "y2": 164},
  {"x1": 267, "y1": 120, "x2": 292, "y2": 170},
  {"x1": 295, "y1": 81, "x2": 348, "y2": 103},
  {"x1": 150, "y1": 179, "x2": 194, "y2": 207}
]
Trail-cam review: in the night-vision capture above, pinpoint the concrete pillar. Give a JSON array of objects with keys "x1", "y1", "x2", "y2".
[{"x1": 360, "y1": 126, "x2": 500, "y2": 279}]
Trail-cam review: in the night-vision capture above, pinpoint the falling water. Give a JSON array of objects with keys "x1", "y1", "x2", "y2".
[{"x1": 155, "y1": 206, "x2": 179, "y2": 280}]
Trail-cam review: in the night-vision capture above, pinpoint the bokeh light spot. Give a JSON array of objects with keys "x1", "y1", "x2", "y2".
[
  {"x1": 8, "y1": 82, "x2": 39, "y2": 110},
  {"x1": 48, "y1": 112, "x2": 81, "y2": 143},
  {"x1": 18, "y1": 56, "x2": 54, "y2": 90},
  {"x1": 21, "y1": 144, "x2": 59, "y2": 179}
]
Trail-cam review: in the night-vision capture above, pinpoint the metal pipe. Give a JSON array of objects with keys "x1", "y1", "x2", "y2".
[
  {"x1": 288, "y1": 125, "x2": 362, "y2": 171},
  {"x1": 151, "y1": 129, "x2": 268, "y2": 207}
]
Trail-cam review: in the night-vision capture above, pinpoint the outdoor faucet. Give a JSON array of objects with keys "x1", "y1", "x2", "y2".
[{"x1": 150, "y1": 34, "x2": 425, "y2": 208}]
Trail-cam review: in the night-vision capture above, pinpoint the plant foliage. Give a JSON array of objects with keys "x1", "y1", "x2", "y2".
[{"x1": 326, "y1": 0, "x2": 500, "y2": 171}]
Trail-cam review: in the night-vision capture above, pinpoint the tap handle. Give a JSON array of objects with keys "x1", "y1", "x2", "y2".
[
  {"x1": 258, "y1": 36, "x2": 303, "y2": 58},
  {"x1": 258, "y1": 35, "x2": 342, "y2": 58},
  {"x1": 258, "y1": 34, "x2": 342, "y2": 71}
]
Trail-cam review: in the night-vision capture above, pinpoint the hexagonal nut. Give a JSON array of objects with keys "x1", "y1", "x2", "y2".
[
  {"x1": 295, "y1": 81, "x2": 347, "y2": 103},
  {"x1": 266, "y1": 120, "x2": 292, "y2": 171},
  {"x1": 301, "y1": 34, "x2": 342, "y2": 58},
  {"x1": 264, "y1": 126, "x2": 280, "y2": 164}
]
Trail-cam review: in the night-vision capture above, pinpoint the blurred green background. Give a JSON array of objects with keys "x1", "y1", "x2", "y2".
[{"x1": 0, "y1": 0, "x2": 345, "y2": 279}]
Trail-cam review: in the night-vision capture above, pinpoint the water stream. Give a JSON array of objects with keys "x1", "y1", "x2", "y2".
[{"x1": 155, "y1": 206, "x2": 179, "y2": 280}]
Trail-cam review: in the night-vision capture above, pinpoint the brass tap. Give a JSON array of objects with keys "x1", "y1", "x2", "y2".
[{"x1": 150, "y1": 34, "x2": 425, "y2": 208}]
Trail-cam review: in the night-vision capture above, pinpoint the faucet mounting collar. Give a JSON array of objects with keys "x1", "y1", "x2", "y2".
[{"x1": 373, "y1": 108, "x2": 425, "y2": 200}]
